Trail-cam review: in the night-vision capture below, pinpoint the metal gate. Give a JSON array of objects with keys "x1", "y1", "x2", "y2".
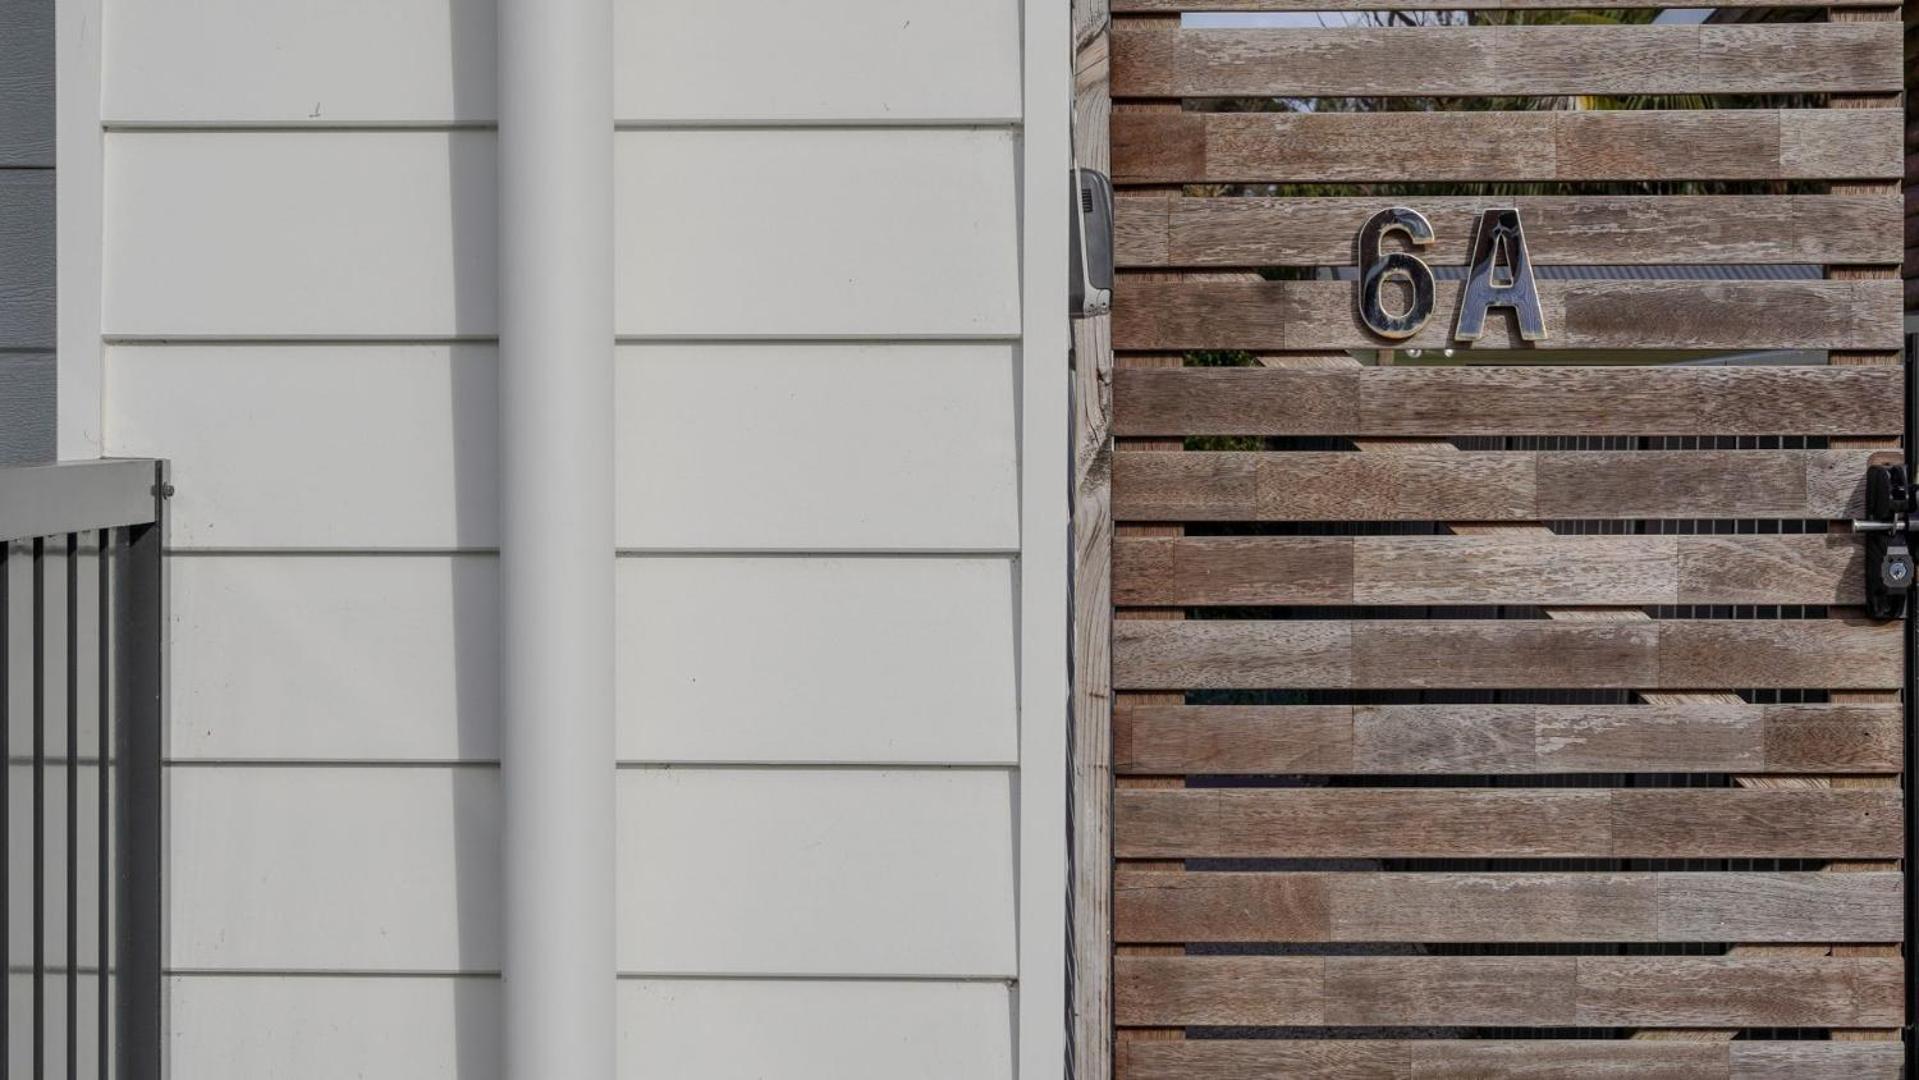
[{"x1": 1071, "y1": 1, "x2": 1910, "y2": 1075}]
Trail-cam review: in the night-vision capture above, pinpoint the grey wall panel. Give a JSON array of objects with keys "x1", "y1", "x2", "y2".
[
  {"x1": 0, "y1": 171, "x2": 54, "y2": 349},
  {"x1": 0, "y1": 0, "x2": 54, "y2": 168},
  {"x1": 0, "y1": 352, "x2": 54, "y2": 464}
]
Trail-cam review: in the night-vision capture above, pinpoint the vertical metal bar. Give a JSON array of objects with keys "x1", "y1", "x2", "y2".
[
  {"x1": 96, "y1": 530, "x2": 108, "y2": 1080},
  {"x1": 114, "y1": 465, "x2": 163, "y2": 1080},
  {"x1": 32, "y1": 535, "x2": 44, "y2": 1078},
  {"x1": 66, "y1": 533, "x2": 78, "y2": 1080},
  {"x1": 1, "y1": 540, "x2": 10, "y2": 1069}
]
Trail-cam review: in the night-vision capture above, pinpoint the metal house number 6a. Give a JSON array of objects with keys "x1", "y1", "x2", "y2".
[{"x1": 1356, "y1": 207, "x2": 1549, "y2": 343}]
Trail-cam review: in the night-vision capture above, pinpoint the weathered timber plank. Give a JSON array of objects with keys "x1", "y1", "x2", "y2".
[
  {"x1": 1110, "y1": 279, "x2": 1904, "y2": 352},
  {"x1": 1113, "y1": 619, "x2": 1902, "y2": 689},
  {"x1": 1112, "y1": 110, "x2": 1902, "y2": 184},
  {"x1": 1727, "y1": 1042, "x2": 1908, "y2": 1079},
  {"x1": 1115, "y1": 956, "x2": 1902, "y2": 1027},
  {"x1": 1111, "y1": 451, "x2": 1883, "y2": 522},
  {"x1": 1112, "y1": 23, "x2": 1902, "y2": 98},
  {"x1": 1111, "y1": 366, "x2": 1904, "y2": 437},
  {"x1": 1068, "y1": 18, "x2": 1114, "y2": 1080},
  {"x1": 1113, "y1": 788, "x2": 1903, "y2": 858},
  {"x1": 1115, "y1": 1040, "x2": 1904, "y2": 1080},
  {"x1": 1112, "y1": 0, "x2": 1887, "y2": 8},
  {"x1": 1118, "y1": 194, "x2": 1902, "y2": 268},
  {"x1": 1113, "y1": 870, "x2": 1902, "y2": 943},
  {"x1": 1577, "y1": 956, "x2": 1904, "y2": 1027},
  {"x1": 1114, "y1": 534, "x2": 1867, "y2": 606},
  {"x1": 1114, "y1": 535, "x2": 1359, "y2": 606},
  {"x1": 1114, "y1": 702, "x2": 1903, "y2": 774},
  {"x1": 1656, "y1": 618, "x2": 1902, "y2": 690}
]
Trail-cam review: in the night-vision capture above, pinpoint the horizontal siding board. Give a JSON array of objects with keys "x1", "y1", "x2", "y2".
[
  {"x1": 104, "y1": 132, "x2": 498, "y2": 338},
  {"x1": 104, "y1": 0, "x2": 1020, "y2": 124},
  {"x1": 1111, "y1": 366, "x2": 1905, "y2": 438},
  {"x1": 1113, "y1": 109, "x2": 1902, "y2": 184},
  {"x1": 1114, "y1": 534, "x2": 1866, "y2": 607},
  {"x1": 0, "y1": 0, "x2": 52, "y2": 168},
  {"x1": 1113, "y1": 619, "x2": 1903, "y2": 690},
  {"x1": 616, "y1": 131, "x2": 1020, "y2": 337},
  {"x1": 1113, "y1": 870, "x2": 1901, "y2": 942},
  {"x1": 1112, "y1": 451, "x2": 1882, "y2": 522},
  {"x1": 618, "y1": 344, "x2": 1018, "y2": 551},
  {"x1": 103, "y1": 345, "x2": 500, "y2": 549},
  {"x1": 615, "y1": 0, "x2": 1021, "y2": 122},
  {"x1": 1112, "y1": 23, "x2": 1903, "y2": 98},
  {"x1": 1111, "y1": 279, "x2": 1904, "y2": 352},
  {"x1": 617, "y1": 557, "x2": 1017, "y2": 765},
  {"x1": 0, "y1": 171, "x2": 53, "y2": 349},
  {"x1": 1115, "y1": 703, "x2": 1903, "y2": 775},
  {"x1": 1116, "y1": 194, "x2": 1903, "y2": 268},
  {"x1": 0, "y1": 353, "x2": 53, "y2": 466},
  {"x1": 1116, "y1": 1040, "x2": 1905, "y2": 1080},
  {"x1": 1116, "y1": 956, "x2": 1904, "y2": 1027},
  {"x1": 618, "y1": 769, "x2": 1017, "y2": 976},
  {"x1": 102, "y1": 0, "x2": 495, "y2": 124},
  {"x1": 169, "y1": 556, "x2": 500, "y2": 763},
  {"x1": 1114, "y1": 789, "x2": 1903, "y2": 859},
  {"x1": 168, "y1": 767, "x2": 502, "y2": 971},
  {"x1": 168, "y1": 976, "x2": 501, "y2": 1080},
  {"x1": 111, "y1": 343, "x2": 1014, "y2": 552},
  {"x1": 620, "y1": 979, "x2": 1013, "y2": 1080}
]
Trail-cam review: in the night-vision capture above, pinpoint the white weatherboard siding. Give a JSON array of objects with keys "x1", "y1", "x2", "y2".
[
  {"x1": 103, "y1": 132, "x2": 497, "y2": 339},
  {"x1": 103, "y1": 0, "x2": 497, "y2": 125},
  {"x1": 169, "y1": 977, "x2": 503, "y2": 1080},
  {"x1": 102, "y1": 0, "x2": 1022, "y2": 126},
  {"x1": 105, "y1": 344, "x2": 500, "y2": 550},
  {"x1": 614, "y1": 0, "x2": 1023, "y2": 123},
  {"x1": 168, "y1": 767, "x2": 502, "y2": 973},
  {"x1": 85, "y1": 0, "x2": 1061, "y2": 1075},
  {"x1": 107, "y1": 342, "x2": 1017, "y2": 552},
  {"x1": 621, "y1": 980, "x2": 1016, "y2": 1080},
  {"x1": 617, "y1": 557, "x2": 1017, "y2": 764},
  {"x1": 167, "y1": 555, "x2": 499, "y2": 763},
  {"x1": 617, "y1": 343, "x2": 1020, "y2": 551},
  {"x1": 619, "y1": 769, "x2": 1018, "y2": 978},
  {"x1": 615, "y1": 130, "x2": 1022, "y2": 338}
]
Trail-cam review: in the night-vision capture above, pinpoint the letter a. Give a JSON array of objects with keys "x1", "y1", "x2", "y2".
[{"x1": 1454, "y1": 208, "x2": 1547, "y2": 343}]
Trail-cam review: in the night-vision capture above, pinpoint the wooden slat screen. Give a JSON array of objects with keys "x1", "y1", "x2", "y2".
[{"x1": 1087, "y1": 0, "x2": 1909, "y2": 1073}]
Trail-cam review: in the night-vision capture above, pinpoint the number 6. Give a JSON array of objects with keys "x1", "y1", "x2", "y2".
[{"x1": 1356, "y1": 207, "x2": 1436, "y2": 341}]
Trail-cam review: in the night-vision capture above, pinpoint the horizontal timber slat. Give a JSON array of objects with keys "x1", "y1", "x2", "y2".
[
  {"x1": 1112, "y1": 23, "x2": 1903, "y2": 98},
  {"x1": 1112, "y1": 0, "x2": 1892, "y2": 8},
  {"x1": 1113, "y1": 788, "x2": 1904, "y2": 858},
  {"x1": 1111, "y1": 279, "x2": 1904, "y2": 352},
  {"x1": 1111, "y1": 450, "x2": 1885, "y2": 522},
  {"x1": 1113, "y1": 870, "x2": 1903, "y2": 942},
  {"x1": 1111, "y1": 366, "x2": 1905, "y2": 437},
  {"x1": 1116, "y1": 194, "x2": 1903, "y2": 268},
  {"x1": 1112, "y1": 110, "x2": 1902, "y2": 184},
  {"x1": 1114, "y1": 955, "x2": 1904, "y2": 1027},
  {"x1": 1115, "y1": 702, "x2": 1904, "y2": 775},
  {"x1": 1112, "y1": 619, "x2": 1903, "y2": 689},
  {"x1": 1117, "y1": 1040, "x2": 1905, "y2": 1080},
  {"x1": 1113, "y1": 534, "x2": 1867, "y2": 606}
]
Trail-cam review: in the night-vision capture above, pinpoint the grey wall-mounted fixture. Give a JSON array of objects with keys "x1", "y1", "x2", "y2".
[{"x1": 1070, "y1": 168, "x2": 1112, "y2": 319}]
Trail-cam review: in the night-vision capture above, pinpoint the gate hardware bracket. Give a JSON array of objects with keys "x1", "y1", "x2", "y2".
[
  {"x1": 1852, "y1": 463, "x2": 1916, "y2": 620},
  {"x1": 1070, "y1": 168, "x2": 1113, "y2": 319}
]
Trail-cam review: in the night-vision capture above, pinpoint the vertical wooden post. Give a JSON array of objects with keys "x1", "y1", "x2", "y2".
[
  {"x1": 1069, "y1": 1, "x2": 1116, "y2": 1076},
  {"x1": 1822, "y1": 3, "x2": 1906, "y2": 1042}
]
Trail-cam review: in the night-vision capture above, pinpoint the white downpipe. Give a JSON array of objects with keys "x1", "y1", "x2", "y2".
[{"x1": 498, "y1": 0, "x2": 616, "y2": 1076}]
